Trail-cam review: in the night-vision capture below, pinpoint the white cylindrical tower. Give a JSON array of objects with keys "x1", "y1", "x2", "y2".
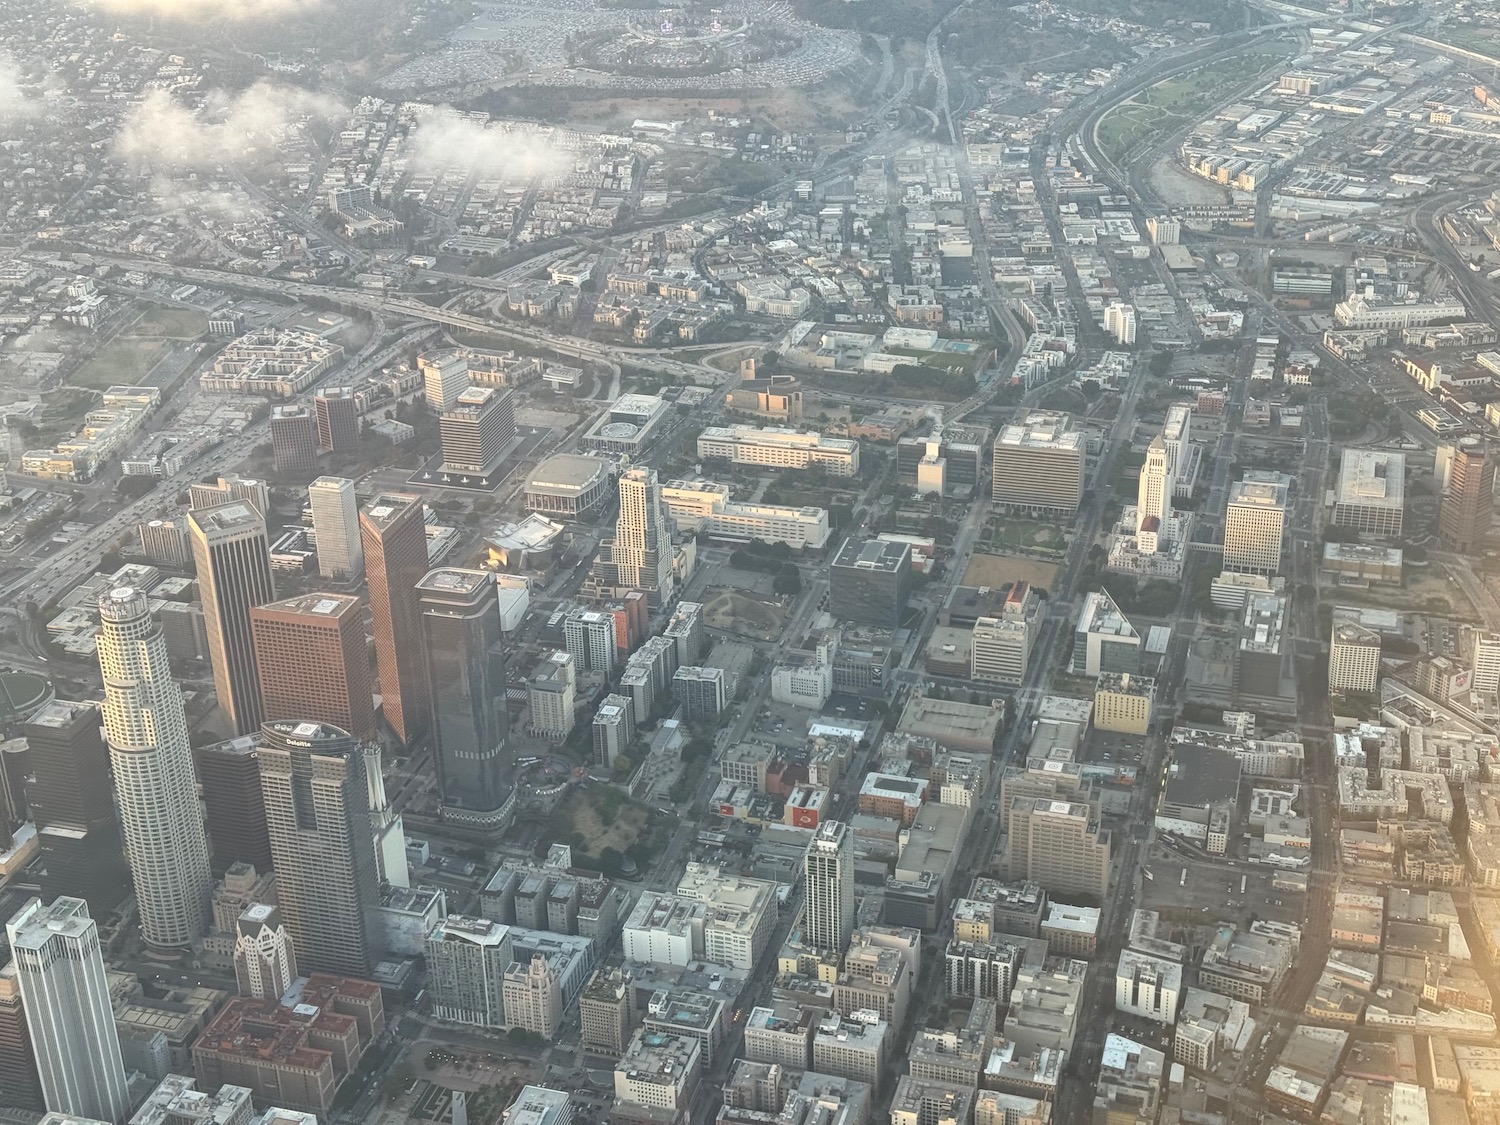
[{"x1": 97, "y1": 586, "x2": 213, "y2": 951}]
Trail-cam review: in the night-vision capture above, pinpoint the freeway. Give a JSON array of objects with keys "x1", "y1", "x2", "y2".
[{"x1": 74, "y1": 252, "x2": 734, "y2": 385}]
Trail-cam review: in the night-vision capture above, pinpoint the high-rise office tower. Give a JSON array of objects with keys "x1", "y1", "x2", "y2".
[
  {"x1": 588, "y1": 468, "x2": 677, "y2": 609},
  {"x1": 1439, "y1": 438, "x2": 1495, "y2": 553},
  {"x1": 268, "y1": 404, "x2": 319, "y2": 477},
  {"x1": 251, "y1": 592, "x2": 375, "y2": 736},
  {"x1": 1223, "y1": 472, "x2": 1289, "y2": 576},
  {"x1": 189, "y1": 502, "x2": 277, "y2": 736},
  {"x1": 360, "y1": 493, "x2": 431, "y2": 746},
  {"x1": 195, "y1": 735, "x2": 273, "y2": 872},
  {"x1": 439, "y1": 386, "x2": 516, "y2": 477},
  {"x1": 6, "y1": 897, "x2": 130, "y2": 1123},
  {"x1": 830, "y1": 538, "x2": 912, "y2": 629},
  {"x1": 418, "y1": 568, "x2": 513, "y2": 831},
  {"x1": 136, "y1": 519, "x2": 190, "y2": 568},
  {"x1": 96, "y1": 587, "x2": 213, "y2": 950},
  {"x1": 804, "y1": 820, "x2": 854, "y2": 954},
  {"x1": 257, "y1": 720, "x2": 382, "y2": 977},
  {"x1": 233, "y1": 903, "x2": 299, "y2": 1001},
  {"x1": 308, "y1": 476, "x2": 364, "y2": 580},
  {"x1": 314, "y1": 387, "x2": 360, "y2": 454},
  {"x1": 992, "y1": 412, "x2": 1085, "y2": 515},
  {"x1": 22, "y1": 701, "x2": 129, "y2": 913},
  {"x1": 187, "y1": 474, "x2": 269, "y2": 518},
  {"x1": 0, "y1": 964, "x2": 44, "y2": 1111},
  {"x1": 420, "y1": 350, "x2": 470, "y2": 412}
]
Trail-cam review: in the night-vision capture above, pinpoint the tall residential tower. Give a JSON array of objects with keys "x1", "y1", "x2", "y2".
[
  {"x1": 588, "y1": 468, "x2": 677, "y2": 609},
  {"x1": 804, "y1": 820, "x2": 854, "y2": 954}
]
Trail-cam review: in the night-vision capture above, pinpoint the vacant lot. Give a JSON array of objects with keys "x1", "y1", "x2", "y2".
[
  {"x1": 70, "y1": 339, "x2": 166, "y2": 389},
  {"x1": 962, "y1": 552, "x2": 1059, "y2": 594},
  {"x1": 131, "y1": 307, "x2": 207, "y2": 339},
  {"x1": 703, "y1": 585, "x2": 789, "y2": 640}
]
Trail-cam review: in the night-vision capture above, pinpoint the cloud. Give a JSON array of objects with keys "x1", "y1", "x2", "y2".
[
  {"x1": 0, "y1": 54, "x2": 44, "y2": 123},
  {"x1": 406, "y1": 107, "x2": 573, "y2": 180},
  {"x1": 81, "y1": 0, "x2": 319, "y2": 21},
  {"x1": 114, "y1": 82, "x2": 344, "y2": 173}
]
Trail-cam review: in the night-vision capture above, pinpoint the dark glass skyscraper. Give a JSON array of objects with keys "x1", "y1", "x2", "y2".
[
  {"x1": 417, "y1": 568, "x2": 512, "y2": 832},
  {"x1": 256, "y1": 721, "x2": 382, "y2": 977},
  {"x1": 22, "y1": 701, "x2": 128, "y2": 913}
]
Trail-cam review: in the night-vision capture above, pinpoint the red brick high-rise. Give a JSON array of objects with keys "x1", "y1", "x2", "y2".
[{"x1": 250, "y1": 592, "x2": 375, "y2": 737}]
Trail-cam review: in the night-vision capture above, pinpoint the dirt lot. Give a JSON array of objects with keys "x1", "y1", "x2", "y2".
[
  {"x1": 702, "y1": 585, "x2": 789, "y2": 640},
  {"x1": 1322, "y1": 566, "x2": 1474, "y2": 618},
  {"x1": 962, "y1": 552, "x2": 1060, "y2": 594}
]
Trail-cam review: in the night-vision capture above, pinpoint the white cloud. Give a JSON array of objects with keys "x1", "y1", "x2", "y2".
[
  {"x1": 407, "y1": 107, "x2": 573, "y2": 180},
  {"x1": 114, "y1": 82, "x2": 344, "y2": 172},
  {"x1": 82, "y1": 0, "x2": 319, "y2": 21},
  {"x1": 0, "y1": 54, "x2": 44, "y2": 123}
]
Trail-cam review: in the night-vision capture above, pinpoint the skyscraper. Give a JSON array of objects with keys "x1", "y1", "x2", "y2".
[
  {"x1": 195, "y1": 735, "x2": 273, "y2": 872},
  {"x1": 96, "y1": 587, "x2": 213, "y2": 950},
  {"x1": 440, "y1": 386, "x2": 516, "y2": 477},
  {"x1": 804, "y1": 820, "x2": 854, "y2": 954},
  {"x1": 418, "y1": 568, "x2": 513, "y2": 831},
  {"x1": 991, "y1": 412, "x2": 1085, "y2": 515},
  {"x1": 256, "y1": 720, "x2": 382, "y2": 977},
  {"x1": 189, "y1": 502, "x2": 277, "y2": 736},
  {"x1": 187, "y1": 474, "x2": 269, "y2": 518},
  {"x1": 830, "y1": 538, "x2": 912, "y2": 629},
  {"x1": 360, "y1": 493, "x2": 431, "y2": 746},
  {"x1": 268, "y1": 404, "x2": 319, "y2": 477},
  {"x1": 6, "y1": 897, "x2": 130, "y2": 1123},
  {"x1": 1438, "y1": 437, "x2": 1495, "y2": 553},
  {"x1": 233, "y1": 904, "x2": 299, "y2": 1001},
  {"x1": 308, "y1": 476, "x2": 364, "y2": 580},
  {"x1": 251, "y1": 592, "x2": 375, "y2": 736},
  {"x1": 314, "y1": 387, "x2": 360, "y2": 454},
  {"x1": 22, "y1": 701, "x2": 128, "y2": 913},
  {"x1": 0, "y1": 964, "x2": 43, "y2": 1112},
  {"x1": 588, "y1": 468, "x2": 677, "y2": 609},
  {"x1": 1136, "y1": 436, "x2": 1173, "y2": 530}
]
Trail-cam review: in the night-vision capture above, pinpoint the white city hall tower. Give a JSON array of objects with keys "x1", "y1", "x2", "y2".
[{"x1": 97, "y1": 587, "x2": 213, "y2": 950}]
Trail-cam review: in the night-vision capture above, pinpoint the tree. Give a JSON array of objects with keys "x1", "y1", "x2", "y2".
[
  {"x1": 773, "y1": 564, "x2": 802, "y2": 596},
  {"x1": 117, "y1": 475, "x2": 159, "y2": 500}
]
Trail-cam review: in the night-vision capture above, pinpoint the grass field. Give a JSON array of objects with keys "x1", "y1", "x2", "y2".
[
  {"x1": 130, "y1": 307, "x2": 207, "y2": 339},
  {"x1": 962, "y1": 552, "x2": 1060, "y2": 594},
  {"x1": 702, "y1": 585, "x2": 789, "y2": 640},
  {"x1": 981, "y1": 517, "x2": 1068, "y2": 555},
  {"x1": 558, "y1": 785, "x2": 651, "y2": 857},
  {"x1": 1096, "y1": 46, "x2": 1293, "y2": 167},
  {"x1": 1113, "y1": 448, "x2": 1149, "y2": 497},
  {"x1": 69, "y1": 339, "x2": 167, "y2": 390}
]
